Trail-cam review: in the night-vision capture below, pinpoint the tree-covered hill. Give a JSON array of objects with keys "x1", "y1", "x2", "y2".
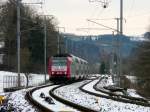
[{"x1": 63, "y1": 33, "x2": 142, "y2": 64}]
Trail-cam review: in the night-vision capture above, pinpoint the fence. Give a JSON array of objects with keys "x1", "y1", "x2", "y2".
[
  {"x1": 2, "y1": 74, "x2": 49, "y2": 92},
  {"x1": 3, "y1": 75, "x2": 26, "y2": 89}
]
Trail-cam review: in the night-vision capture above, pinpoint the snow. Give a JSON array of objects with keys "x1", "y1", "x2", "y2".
[
  {"x1": 28, "y1": 73, "x2": 49, "y2": 86},
  {"x1": 54, "y1": 81, "x2": 101, "y2": 111},
  {"x1": 98, "y1": 98, "x2": 150, "y2": 112},
  {"x1": 0, "y1": 73, "x2": 149, "y2": 112},
  {"x1": 54, "y1": 79, "x2": 150, "y2": 112},
  {"x1": 130, "y1": 37, "x2": 147, "y2": 41},
  {"x1": 96, "y1": 75, "x2": 114, "y2": 87},
  {"x1": 1, "y1": 89, "x2": 38, "y2": 112},
  {"x1": 126, "y1": 75, "x2": 137, "y2": 83},
  {"x1": 32, "y1": 85, "x2": 79, "y2": 112},
  {"x1": 83, "y1": 79, "x2": 107, "y2": 95},
  {"x1": 0, "y1": 71, "x2": 49, "y2": 93},
  {"x1": 97, "y1": 75, "x2": 144, "y2": 98},
  {"x1": 0, "y1": 71, "x2": 25, "y2": 92},
  {"x1": 127, "y1": 89, "x2": 143, "y2": 98}
]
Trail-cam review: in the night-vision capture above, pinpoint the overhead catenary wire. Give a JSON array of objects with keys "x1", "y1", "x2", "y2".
[
  {"x1": 89, "y1": 0, "x2": 106, "y2": 4},
  {"x1": 76, "y1": 27, "x2": 111, "y2": 31},
  {"x1": 87, "y1": 0, "x2": 112, "y2": 35},
  {"x1": 87, "y1": 19, "x2": 118, "y2": 32}
]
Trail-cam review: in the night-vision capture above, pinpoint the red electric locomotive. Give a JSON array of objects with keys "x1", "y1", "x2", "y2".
[{"x1": 48, "y1": 54, "x2": 89, "y2": 81}]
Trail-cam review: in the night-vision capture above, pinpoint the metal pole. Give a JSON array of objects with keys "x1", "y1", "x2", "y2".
[
  {"x1": 120, "y1": 0, "x2": 123, "y2": 35},
  {"x1": 17, "y1": 0, "x2": 21, "y2": 87},
  {"x1": 65, "y1": 37, "x2": 67, "y2": 53},
  {"x1": 115, "y1": 18, "x2": 120, "y2": 79},
  {"x1": 119, "y1": 0, "x2": 123, "y2": 86},
  {"x1": 112, "y1": 32, "x2": 115, "y2": 82},
  {"x1": 57, "y1": 29, "x2": 60, "y2": 54},
  {"x1": 44, "y1": 16, "x2": 47, "y2": 83},
  {"x1": 116, "y1": 18, "x2": 120, "y2": 34}
]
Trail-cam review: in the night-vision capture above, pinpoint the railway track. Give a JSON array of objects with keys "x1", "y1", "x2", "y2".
[
  {"x1": 26, "y1": 84, "x2": 54, "y2": 112},
  {"x1": 50, "y1": 84, "x2": 97, "y2": 112},
  {"x1": 80, "y1": 78, "x2": 150, "y2": 107},
  {"x1": 26, "y1": 83, "x2": 81, "y2": 112},
  {"x1": 26, "y1": 80, "x2": 97, "y2": 112},
  {"x1": 26, "y1": 77, "x2": 150, "y2": 112}
]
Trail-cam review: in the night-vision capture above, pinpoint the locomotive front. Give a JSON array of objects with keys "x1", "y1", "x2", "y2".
[{"x1": 48, "y1": 55, "x2": 71, "y2": 80}]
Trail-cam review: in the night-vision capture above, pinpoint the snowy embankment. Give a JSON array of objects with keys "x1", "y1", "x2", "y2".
[
  {"x1": 1, "y1": 84, "x2": 78, "y2": 112},
  {"x1": 97, "y1": 75, "x2": 142, "y2": 98},
  {"x1": 0, "y1": 71, "x2": 49, "y2": 93},
  {"x1": 0, "y1": 71, "x2": 49, "y2": 111},
  {"x1": 96, "y1": 75, "x2": 114, "y2": 87},
  {"x1": 54, "y1": 76, "x2": 150, "y2": 112},
  {"x1": 1, "y1": 89, "x2": 38, "y2": 112}
]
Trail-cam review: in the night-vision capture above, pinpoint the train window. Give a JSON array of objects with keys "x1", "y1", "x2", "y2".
[
  {"x1": 52, "y1": 59, "x2": 67, "y2": 66},
  {"x1": 75, "y1": 58, "x2": 79, "y2": 63}
]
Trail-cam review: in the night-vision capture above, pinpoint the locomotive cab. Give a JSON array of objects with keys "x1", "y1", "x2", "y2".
[
  {"x1": 48, "y1": 54, "x2": 71, "y2": 80},
  {"x1": 48, "y1": 53, "x2": 88, "y2": 81}
]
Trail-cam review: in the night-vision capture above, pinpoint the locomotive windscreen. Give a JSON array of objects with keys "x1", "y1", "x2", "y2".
[
  {"x1": 52, "y1": 57, "x2": 67, "y2": 66},
  {"x1": 51, "y1": 57, "x2": 67, "y2": 72}
]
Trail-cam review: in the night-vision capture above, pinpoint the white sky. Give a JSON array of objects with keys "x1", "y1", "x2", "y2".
[{"x1": 3, "y1": 0, "x2": 150, "y2": 36}]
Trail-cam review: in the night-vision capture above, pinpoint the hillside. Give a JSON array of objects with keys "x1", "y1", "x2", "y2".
[{"x1": 63, "y1": 34, "x2": 143, "y2": 63}]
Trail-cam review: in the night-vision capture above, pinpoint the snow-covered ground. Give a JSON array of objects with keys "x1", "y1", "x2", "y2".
[
  {"x1": 83, "y1": 79, "x2": 107, "y2": 95},
  {"x1": 0, "y1": 73, "x2": 149, "y2": 112},
  {"x1": 0, "y1": 84, "x2": 78, "y2": 112},
  {"x1": 54, "y1": 81, "x2": 101, "y2": 111},
  {"x1": 0, "y1": 71, "x2": 49, "y2": 93},
  {"x1": 1, "y1": 89, "x2": 38, "y2": 112},
  {"x1": 54, "y1": 78, "x2": 150, "y2": 112},
  {"x1": 126, "y1": 75, "x2": 138, "y2": 83},
  {"x1": 32, "y1": 85, "x2": 79, "y2": 112},
  {"x1": 96, "y1": 75, "x2": 114, "y2": 87},
  {"x1": 97, "y1": 75, "x2": 142, "y2": 98},
  {"x1": 127, "y1": 89, "x2": 143, "y2": 98}
]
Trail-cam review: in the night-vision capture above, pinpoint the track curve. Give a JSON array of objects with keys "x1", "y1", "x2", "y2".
[
  {"x1": 26, "y1": 83, "x2": 81, "y2": 112},
  {"x1": 26, "y1": 84, "x2": 54, "y2": 112},
  {"x1": 80, "y1": 78, "x2": 150, "y2": 107},
  {"x1": 50, "y1": 84, "x2": 97, "y2": 112}
]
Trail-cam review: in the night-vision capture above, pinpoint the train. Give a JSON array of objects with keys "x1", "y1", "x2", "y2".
[{"x1": 48, "y1": 54, "x2": 89, "y2": 81}]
